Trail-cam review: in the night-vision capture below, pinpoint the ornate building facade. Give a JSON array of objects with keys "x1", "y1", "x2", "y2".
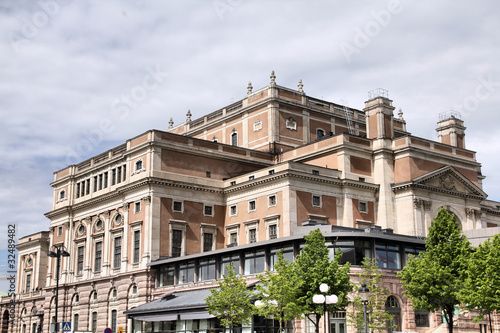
[{"x1": 2, "y1": 72, "x2": 499, "y2": 333}]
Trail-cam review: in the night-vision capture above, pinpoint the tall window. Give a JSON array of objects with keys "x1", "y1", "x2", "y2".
[
  {"x1": 231, "y1": 132, "x2": 238, "y2": 146},
  {"x1": 111, "y1": 310, "x2": 117, "y2": 333},
  {"x1": 25, "y1": 273, "x2": 31, "y2": 292},
  {"x1": 117, "y1": 168, "x2": 122, "y2": 184},
  {"x1": 249, "y1": 229, "x2": 257, "y2": 243},
  {"x1": 93, "y1": 176, "x2": 98, "y2": 192},
  {"x1": 203, "y1": 233, "x2": 213, "y2": 252},
  {"x1": 103, "y1": 172, "x2": 108, "y2": 188},
  {"x1": 114, "y1": 237, "x2": 122, "y2": 268},
  {"x1": 98, "y1": 174, "x2": 103, "y2": 190},
  {"x1": 111, "y1": 169, "x2": 116, "y2": 185},
  {"x1": 91, "y1": 312, "x2": 97, "y2": 332},
  {"x1": 244, "y1": 250, "x2": 265, "y2": 275},
  {"x1": 76, "y1": 183, "x2": 80, "y2": 198},
  {"x1": 77, "y1": 246, "x2": 84, "y2": 275},
  {"x1": 269, "y1": 224, "x2": 277, "y2": 240},
  {"x1": 199, "y1": 258, "x2": 216, "y2": 281},
  {"x1": 94, "y1": 241, "x2": 102, "y2": 272},
  {"x1": 178, "y1": 261, "x2": 195, "y2": 284},
  {"x1": 133, "y1": 230, "x2": 140, "y2": 263},
  {"x1": 172, "y1": 230, "x2": 182, "y2": 257},
  {"x1": 86, "y1": 179, "x2": 90, "y2": 195},
  {"x1": 73, "y1": 314, "x2": 79, "y2": 331}
]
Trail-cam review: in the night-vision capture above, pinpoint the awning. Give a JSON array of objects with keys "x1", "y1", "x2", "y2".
[
  {"x1": 130, "y1": 313, "x2": 178, "y2": 322},
  {"x1": 180, "y1": 311, "x2": 215, "y2": 320}
]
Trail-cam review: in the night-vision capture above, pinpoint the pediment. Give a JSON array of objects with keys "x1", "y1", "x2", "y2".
[
  {"x1": 411, "y1": 166, "x2": 486, "y2": 199},
  {"x1": 393, "y1": 166, "x2": 487, "y2": 200}
]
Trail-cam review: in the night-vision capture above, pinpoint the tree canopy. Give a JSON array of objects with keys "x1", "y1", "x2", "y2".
[
  {"x1": 461, "y1": 233, "x2": 500, "y2": 331},
  {"x1": 293, "y1": 229, "x2": 352, "y2": 333},
  {"x1": 206, "y1": 263, "x2": 254, "y2": 333},
  {"x1": 398, "y1": 207, "x2": 471, "y2": 333}
]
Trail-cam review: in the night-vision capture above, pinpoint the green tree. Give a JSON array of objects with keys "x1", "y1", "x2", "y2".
[
  {"x1": 255, "y1": 249, "x2": 303, "y2": 333},
  {"x1": 348, "y1": 258, "x2": 395, "y2": 333},
  {"x1": 398, "y1": 207, "x2": 471, "y2": 333},
  {"x1": 461, "y1": 234, "x2": 500, "y2": 333},
  {"x1": 293, "y1": 229, "x2": 352, "y2": 333},
  {"x1": 206, "y1": 263, "x2": 254, "y2": 333}
]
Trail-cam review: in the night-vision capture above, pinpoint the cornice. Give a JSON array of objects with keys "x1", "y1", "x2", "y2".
[{"x1": 392, "y1": 182, "x2": 485, "y2": 201}]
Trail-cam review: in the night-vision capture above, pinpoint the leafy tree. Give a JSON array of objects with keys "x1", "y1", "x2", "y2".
[
  {"x1": 255, "y1": 249, "x2": 303, "y2": 333},
  {"x1": 206, "y1": 263, "x2": 254, "y2": 333},
  {"x1": 348, "y1": 258, "x2": 395, "y2": 333},
  {"x1": 398, "y1": 207, "x2": 471, "y2": 333},
  {"x1": 293, "y1": 229, "x2": 352, "y2": 333},
  {"x1": 461, "y1": 234, "x2": 500, "y2": 333}
]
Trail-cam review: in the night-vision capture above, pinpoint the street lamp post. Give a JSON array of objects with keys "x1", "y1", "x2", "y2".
[
  {"x1": 48, "y1": 244, "x2": 70, "y2": 333},
  {"x1": 313, "y1": 283, "x2": 338, "y2": 333},
  {"x1": 358, "y1": 283, "x2": 370, "y2": 333}
]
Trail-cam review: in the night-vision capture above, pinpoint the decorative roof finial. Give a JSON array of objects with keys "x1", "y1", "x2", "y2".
[
  {"x1": 298, "y1": 79, "x2": 304, "y2": 93},
  {"x1": 186, "y1": 109, "x2": 192, "y2": 123},
  {"x1": 398, "y1": 108, "x2": 404, "y2": 120},
  {"x1": 270, "y1": 70, "x2": 276, "y2": 86},
  {"x1": 247, "y1": 81, "x2": 253, "y2": 95},
  {"x1": 168, "y1": 117, "x2": 174, "y2": 129}
]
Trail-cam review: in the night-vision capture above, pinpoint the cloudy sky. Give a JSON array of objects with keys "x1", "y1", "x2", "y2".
[{"x1": 1, "y1": 0, "x2": 499, "y2": 283}]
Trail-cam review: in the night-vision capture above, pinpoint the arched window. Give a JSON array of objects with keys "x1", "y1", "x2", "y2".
[
  {"x1": 385, "y1": 296, "x2": 401, "y2": 333},
  {"x1": 231, "y1": 131, "x2": 238, "y2": 146}
]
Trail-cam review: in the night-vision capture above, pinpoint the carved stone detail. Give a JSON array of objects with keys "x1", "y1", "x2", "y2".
[
  {"x1": 413, "y1": 198, "x2": 421, "y2": 209},
  {"x1": 423, "y1": 200, "x2": 432, "y2": 210}
]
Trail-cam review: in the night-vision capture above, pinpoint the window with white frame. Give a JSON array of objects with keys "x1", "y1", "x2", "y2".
[
  {"x1": 231, "y1": 131, "x2": 238, "y2": 146},
  {"x1": 134, "y1": 159, "x2": 143, "y2": 172},
  {"x1": 59, "y1": 190, "x2": 66, "y2": 200},
  {"x1": 134, "y1": 202, "x2": 141, "y2": 214},
  {"x1": 359, "y1": 201, "x2": 368, "y2": 213},
  {"x1": 133, "y1": 230, "x2": 141, "y2": 263},
  {"x1": 173, "y1": 201, "x2": 183, "y2": 213},
  {"x1": 226, "y1": 225, "x2": 239, "y2": 246},
  {"x1": 113, "y1": 236, "x2": 122, "y2": 268},
  {"x1": 245, "y1": 220, "x2": 259, "y2": 244},
  {"x1": 76, "y1": 245, "x2": 84, "y2": 275},
  {"x1": 268, "y1": 195, "x2": 277, "y2": 207},
  {"x1": 248, "y1": 200, "x2": 256, "y2": 212},
  {"x1": 57, "y1": 226, "x2": 63, "y2": 237},
  {"x1": 230, "y1": 205, "x2": 237, "y2": 216},
  {"x1": 94, "y1": 240, "x2": 103, "y2": 272},
  {"x1": 201, "y1": 224, "x2": 217, "y2": 252},
  {"x1": 169, "y1": 221, "x2": 187, "y2": 257},
  {"x1": 312, "y1": 195, "x2": 322, "y2": 207},
  {"x1": 249, "y1": 229, "x2": 257, "y2": 243},
  {"x1": 204, "y1": 205, "x2": 213, "y2": 216},
  {"x1": 265, "y1": 216, "x2": 280, "y2": 240}
]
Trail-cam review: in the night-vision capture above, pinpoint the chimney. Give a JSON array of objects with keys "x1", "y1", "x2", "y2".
[
  {"x1": 436, "y1": 112, "x2": 466, "y2": 148},
  {"x1": 363, "y1": 88, "x2": 395, "y2": 139}
]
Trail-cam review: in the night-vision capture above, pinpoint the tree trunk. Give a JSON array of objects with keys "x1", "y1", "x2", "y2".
[
  {"x1": 488, "y1": 313, "x2": 492, "y2": 333},
  {"x1": 444, "y1": 306, "x2": 454, "y2": 333}
]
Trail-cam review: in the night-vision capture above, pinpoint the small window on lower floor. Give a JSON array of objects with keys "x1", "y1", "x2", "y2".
[
  {"x1": 359, "y1": 201, "x2": 368, "y2": 213},
  {"x1": 268, "y1": 195, "x2": 277, "y2": 207},
  {"x1": 415, "y1": 312, "x2": 429, "y2": 327},
  {"x1": 204, "y1": 205, "x2": 213, "y2": 216},
  {"x1": 269, "y1": 224, "x2": 277, "y2": 240},
  {"x1": 312, "y1": 195, "x2": 321, "y2": 207}
]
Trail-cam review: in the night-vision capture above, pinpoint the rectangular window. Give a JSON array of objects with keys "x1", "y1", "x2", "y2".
[
  {"x1": 117, "y1": 167, "x2": 122, "y2": 184},
  {"x1": 133, "y1": 230, "x2": 140, "y2": 263},
  {"x1": 86, "y1": 179, "x2": 90, "y2": 195},
  {"x1": 93, "y1": 176, "x2": 98, "y2": 192},
  {"x1": 77, "y1": 246, "x2": 84, "y2": 275},
  {"x1": 359, "y1": 201, "x2": 368, "y2": 213},
  {"x1": 91, "y1": 312, "x2": 97, "y2": 332},
  {"x1": 269, "y1": 224, "x2": 278, "y2": 240},
  {"x1": 203, "y1": 233, "x2": 213, "y2": 252},
  {"x1": 230, "y1": 181, "x2": 236, "y2": 186},
  {"x1": 81, "y1": 181, "x2": 85, "y2": 197},
  {"x1": 375, "y1": 243, "x2": 401, "y2": 269},
  {"x1": 204, "y1": 205, "x2": 213, "y2": 216},
  {"x1": 229, "y1": 232, "x2": 238, "y2": 245},
  {"x1": 173, "y1": 201, "x2": 183, "y2": 212},
  {"x1": 25, "y1": 273, "x2": 31, "y2": 292},
  {"x1": 58, "y1": 226, "x2": 63, "y2": 237},
  {"x1": 98, "y1": 174, "x2": 103, "y2": 190},
  {"x1": 268, "y1": 169, "x2": 275, "y2": 175},
  {"x1": 76, "y1": 183, "x2": 80, "y2": 198},
  {"x1": 221, "y1": 254, "x2": 240, "y2": 277},
  {"x1": 94, "y1": 241, "x2": 102, "y2": 272},
  {"x1": 111, "y1": 310, "x2": 117, "y2": 333},
  {"x1": 230, "y1": 205, "x2": 237, "y2": 216},
  {"x1": 199, "y1": 258, "x2": 216, "y2": 281},
  {"x1": 312, "y1": 170, "x2": 320, "y2": 175},
  {"x1": 111, "y1": 168, "x2": 116, "y2": 185},
  {"x1": 249, "y1": 175, "x2": 255, "y2": 180},
  {"x1": 270, "y1": 246, "x2": 294, "y2": 271},
  {"x1": 114, "y1": 237, "x2": 122, "y2": 268},
  {"x1": 415, "y1": 312, "x2": 429, "y2": 327},
  {"x1": 178, "y1": 261, "x2": 195, "y2": 284},
  {"x1": 248, "y1": 200, "x2": 256, "y2": 212},
  {"x1": 73, "y1": 314, "x2": 79, "y2": 331},
  {"x1": 122, "y1": 165, "x2": 126, "y2": 181},
  {"x1": 268, "y1": 195, "x2": 277, "y2": 207},
  {"x1": 158, "y1": 265, "x2": 175, "y2": 287},
  {"x1": 134, "y1": 202, "x2": 141, "y2": 214},
  {"x1": 333, "y1": 239, "x2": 371, "y2": 266},
  {"x1": 172, "y1": 230, "x2": 182, "y2": 257},
  {"x1": 249, "y1": 229, "x2": 257, "y2": 243},
  {"x1": 244, "y1": 250, "x2": 265, "y2": 275},
  {"x1": 312, "y1": 195, "x2": 321, "y2": 207},
  {"x1": 104, "y1": 172, "x2": 108, "y2": 189}
]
